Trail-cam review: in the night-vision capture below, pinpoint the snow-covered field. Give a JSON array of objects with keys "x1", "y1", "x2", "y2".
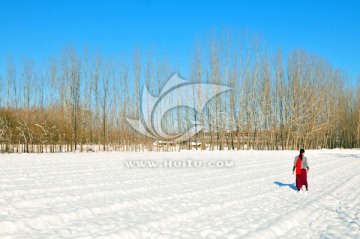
[{"x1": 0, "y1": 150, "x2": 359, "y2": 239}]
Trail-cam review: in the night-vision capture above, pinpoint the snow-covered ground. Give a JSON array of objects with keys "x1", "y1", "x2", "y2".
[{"x1": 0, "y1": 150, "x2": 359, "y2": 239}]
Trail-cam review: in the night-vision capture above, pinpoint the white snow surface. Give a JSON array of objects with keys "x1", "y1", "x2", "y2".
[{"x1": 0, "y1": 150, "x2": 359, "y2": 239}]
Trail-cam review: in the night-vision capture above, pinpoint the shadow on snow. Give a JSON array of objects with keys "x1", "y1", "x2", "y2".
[{"x1": 274, "y1": 181, "x2": 297, "y2": 191}]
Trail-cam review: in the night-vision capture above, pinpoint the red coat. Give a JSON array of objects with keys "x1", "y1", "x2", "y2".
[{"x1": 296, "y1": 156, "x2": 302, "y2": 175}]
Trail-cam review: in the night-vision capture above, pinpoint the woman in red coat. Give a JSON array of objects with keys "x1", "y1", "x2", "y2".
[{"x1": 292, "y1": 149, "x2": 310, "y2": 191}]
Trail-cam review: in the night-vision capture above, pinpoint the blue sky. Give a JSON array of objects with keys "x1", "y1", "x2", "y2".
[{"x1": 0, "y1": 0, "x2": 359, "y2": 80}]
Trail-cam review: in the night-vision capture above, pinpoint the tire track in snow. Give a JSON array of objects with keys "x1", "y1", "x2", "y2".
[{"x1": 0, "y1": 150, "x2": 359, "y2": 238}]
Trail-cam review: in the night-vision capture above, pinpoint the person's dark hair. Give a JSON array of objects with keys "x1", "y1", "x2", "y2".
[{"x1": 299, "y1": 149, "x2": 305, "y2": 160}]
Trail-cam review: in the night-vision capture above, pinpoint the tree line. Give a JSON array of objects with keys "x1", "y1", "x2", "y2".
[{"x1": 0, "y1": 32, "x2": 359, "y2": 153}]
